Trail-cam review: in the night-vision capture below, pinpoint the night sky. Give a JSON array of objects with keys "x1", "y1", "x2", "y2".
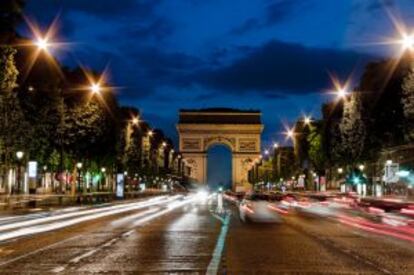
[{"x1": 24, "y1": 0, "x2": 414, "y2": 148}]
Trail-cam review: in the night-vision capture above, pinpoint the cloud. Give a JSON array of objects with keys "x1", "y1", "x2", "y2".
[
  {"x1": 264, "y1": 0, "x2": 305, "y2": 25},
  {"x1": 110, "y1": 39, "x2": 375, "y2": 101},
  {"x1": 229, "y1": 0, "x2": 311, "y2": 35},
  {"x1": 229, "y1": 18, "x2": 261, "y2": 35},
  {"x1": 365, "y1": 0, "x2": 395, "y2": 12},
  {"x1": 26, "y1": 0, "x2": 161, "y2": 18},
  {"x1": 184, "y1": 40, "x2": 375, "y2": 96},
  {"x1": 113, "y1": 18, "x2": 175, "y2": 43}
]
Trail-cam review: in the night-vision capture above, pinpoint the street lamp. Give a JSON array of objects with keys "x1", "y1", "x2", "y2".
[
  {"x1": 148, "y1": 130, "x2": 154, "y2": 137},
  {"x1": 100, "y1": 167, "x2": 106, "y2": 192},
  {"x1": 90, "y1": 83, "x2": 101, "y2": 94},
  {"x1": 76, "y1": 162, "x2": 83, "y2": 193},
  {"x1": 285, "y1": 128, "x2": 295, "y2": 139},
  {"x1": 16, "y1": 151, "x2": 24, "y2": 160},
  {"x1": 273, "y1": 142, "x2": 279, "y2": 149},
  {"x1": 303, "y1": 116, "x2": 312, "y2": 125},
  {"x1": 264, "y1": 149, "x2": 269, "y2": 155},
  {"x1": 400, "y1": 33, "x2": 414, "y2": 51},
  {"x1": 336, "y1": 87, "x2": 348, "y2": 99},
  {"x1": 359, "y1": 164, "x2": 365, "y2": 171},
  {"x1": 15, "y1": 151, "x2": 24, "y2": 194},
  {"x1": 131, "y1": 117, "x2": 139, "y2": 125},
  {"x1": 337, "y1": 167, "x2": 343, "y2": 174},
  {"x1": 35, "y1": 37, "x2": 50, "y2": 51}
]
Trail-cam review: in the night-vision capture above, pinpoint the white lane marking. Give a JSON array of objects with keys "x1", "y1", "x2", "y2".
[{"x1": 206, "y1": 214, "x2": 230, "y2": 275}]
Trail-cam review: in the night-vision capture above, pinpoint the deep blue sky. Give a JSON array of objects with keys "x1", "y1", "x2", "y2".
[{"x1": 24, "y1": 0, "x2": 414, "y2": 148}]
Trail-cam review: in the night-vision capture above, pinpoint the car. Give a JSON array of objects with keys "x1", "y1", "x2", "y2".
[{"x1": 239, "y1": 193, "x2": 282, "y2": 223}]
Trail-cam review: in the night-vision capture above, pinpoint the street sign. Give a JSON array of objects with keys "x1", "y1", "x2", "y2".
[{"x1": 384, "y1": 163, "x2": 399, "y2": 183}]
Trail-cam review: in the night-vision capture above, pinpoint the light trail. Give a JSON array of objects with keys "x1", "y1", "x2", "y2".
[
  {"x1": 0, "y1": 196, "x2": 170, "y2": 233},
  {"x1": 0, "y1": 195, "x2": 183, "y2": 242}
]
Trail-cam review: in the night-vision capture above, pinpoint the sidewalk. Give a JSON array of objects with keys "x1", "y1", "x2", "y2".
[{"x1": 0, "y1": 190, "x2": 170, "y2": 213}]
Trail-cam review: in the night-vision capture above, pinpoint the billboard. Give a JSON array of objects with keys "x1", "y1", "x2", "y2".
[
  {"x1": 28, "y1": 161, "x2": 38, "y2": 178},
  {"x1": 384, "y1": 163, "x2": 399, "y2": 183}
]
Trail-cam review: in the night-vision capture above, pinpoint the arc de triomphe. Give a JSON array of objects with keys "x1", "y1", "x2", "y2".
[{"x1": 177, "y1": 108, "x2": 263, "y2": 191}]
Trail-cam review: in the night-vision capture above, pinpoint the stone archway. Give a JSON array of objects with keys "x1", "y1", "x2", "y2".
[{"x1": 177, "y1": 108, "x2": 263, "y2": 191}]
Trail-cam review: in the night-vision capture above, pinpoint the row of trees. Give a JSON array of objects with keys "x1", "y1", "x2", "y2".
[
  {"x1": 251, "y1": 53, "x2": 414, "y2": 191},
  {"x1": 0, "y1": 1, "x2": 181, "y2": 193}
]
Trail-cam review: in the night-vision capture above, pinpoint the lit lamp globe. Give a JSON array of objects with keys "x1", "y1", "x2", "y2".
[
  {"x1": 35, "y1": 38, "x2": 50, "y2": 51},
  {"x1": 132, "y1": 117, "x2": 139, "y2": 125},
  {"x1": 90, "y1": 83, "x2": 101, "y2": 94},
  {"x1": 16, "y1": 151, "x2": 24, "y2": 160},
  {"x1": 401, "y1": 34, "x2": 414, "y2": 51}
]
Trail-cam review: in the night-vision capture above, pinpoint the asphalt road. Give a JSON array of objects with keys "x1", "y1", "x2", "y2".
[
  {"x1": 0, "y1": 195, "x2": 413, "y2": 274},
  {"x1": 223, "y1": 207, "x2": 414, "y2": 274}
]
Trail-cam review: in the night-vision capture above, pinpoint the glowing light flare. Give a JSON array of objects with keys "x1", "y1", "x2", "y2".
[
  {"x1": 273, "y1": 142, "x2": 279, "y2": 149},
  {"x1": 90, "y1": 83, "x2": 101, "y2": 94},
  {"x1": 35, "y1": 37, "x2": 51, "y2": 51},
  {"x1": 131, "y1": 117, "x2": 140, "y2": 125},
  {"x1": 80, "y1": 64, "x2": 116, "y2": 106},
  {"x1": 401, "y1": 34, "x2": 414, "y2": 51},
  {"x1": 328, "y1": 75, "x2": 351, "y2": 100},
  {"x1": 284, "y1": 128, "x2": 295, "y2": 139},
  {"x1": 303, "y1": 116, "x2": 312, "y2": 125}
]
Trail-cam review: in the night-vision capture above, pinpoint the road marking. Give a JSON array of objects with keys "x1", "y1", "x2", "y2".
[{"x1": 206, "y1": 213, "x2": 230, "y2": 275}]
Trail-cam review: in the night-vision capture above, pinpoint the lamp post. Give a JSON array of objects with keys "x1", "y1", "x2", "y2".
[
  {"x1": 100, "y1": 167, "x2": 106, "y2": 192},
  {"x1": 76, "y1": 162, "x2": 83, "y2": 194},
  {"x1": 15, "y1": 151, "x2": 24, "y2": 194}
]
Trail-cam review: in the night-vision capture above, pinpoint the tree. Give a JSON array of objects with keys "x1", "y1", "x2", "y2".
[
  {"x1": 307, "y1": 122, "x2": 327, "y2": 174},
  {"x1": 338, "y1": 93, "x2": 366, "y2": 167},
  {"x1": 0, "y1": 0, "x2": 25, "y2": 42},
  {"x1": 358, "y1": 58, "x2": 408, "y2": 159},
  {"x1": 0, "y1": 46, "x2": 31, "y2": 189},
  {"x1": 401, "y1": 65, "x2": 414, "y2": 141},
  {"x1": 293, "y1": 120, "x2": 310, "y2": 170}
]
